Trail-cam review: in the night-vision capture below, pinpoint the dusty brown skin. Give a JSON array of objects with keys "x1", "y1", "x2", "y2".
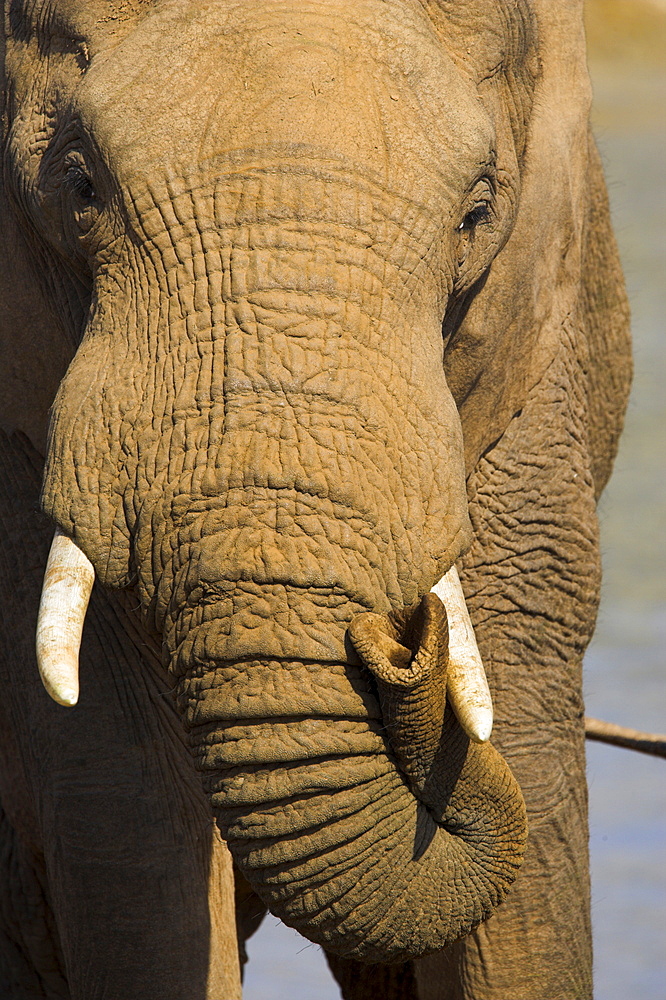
[{"x1": 0, "y1": 2, "x2": 631, "y2": 999}]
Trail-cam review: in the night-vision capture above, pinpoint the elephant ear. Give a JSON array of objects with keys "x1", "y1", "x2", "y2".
[
  {"x1": 426, "y1": 0, "x2": 602, "y2": 473},
  {"x1": 0, "y1": 16, "x2": 72, "y2": 456}
]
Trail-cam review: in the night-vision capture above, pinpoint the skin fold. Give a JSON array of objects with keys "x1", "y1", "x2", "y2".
[{"x1": 0, "y1": 1, "x2": 631, "y2": 998}]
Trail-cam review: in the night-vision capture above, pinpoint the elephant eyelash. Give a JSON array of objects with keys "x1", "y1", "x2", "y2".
[
  {"x1": 458, "y1": 202, "x2": 491, "y2": 232},
  {"x1": 65, "y1": 165, "x2": 97, "y2": 202}
]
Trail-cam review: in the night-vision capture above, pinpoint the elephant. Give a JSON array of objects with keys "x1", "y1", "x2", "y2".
[{"x1": 0, "y1": 1, "x2": 632, "y2": 998}]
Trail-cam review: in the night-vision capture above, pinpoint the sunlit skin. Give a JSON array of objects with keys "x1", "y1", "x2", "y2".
[{"x1": 0, "y1": 1, "x2": 631, "y2": 998}]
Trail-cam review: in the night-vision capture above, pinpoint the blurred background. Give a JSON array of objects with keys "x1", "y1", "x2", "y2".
[
  {"x1": 581, "y1": 2, "x2": 665, "y2": 998},
  {"x1": 243, "y1": 2, "x2": 666, "y2": 996}
]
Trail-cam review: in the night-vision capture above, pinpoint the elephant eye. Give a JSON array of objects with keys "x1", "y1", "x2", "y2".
[
  {"x1": 65, "y1": 164, "x2": 97, "y2": 203},
  {"x1": 458, "y1": 202, "x2": 491, "y2": 233}
]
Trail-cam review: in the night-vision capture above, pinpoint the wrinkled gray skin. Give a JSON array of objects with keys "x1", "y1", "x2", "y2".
[{"x1": 0, "y1": 1, "x2": 631, "y2": 999}]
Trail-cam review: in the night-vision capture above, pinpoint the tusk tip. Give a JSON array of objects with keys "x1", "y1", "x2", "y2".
[
  {"x1": 41, "y1": 678, "x2": 79, "y2": 707},
  {"x1": 54, "y1": 690, "x2": 79, "y2": 708},
  {"x1": 38, "y1": 661, "x2": 80, "y2": 707},
  {"x1": 465, "y1": 713, "x2": 493, "y2": 743},
  {"x1": 451, "y1": 697, "x2": 494, "y2": 743},
  {"x1": 447, "y1": 676, "x2": 495, "y2": 743}
]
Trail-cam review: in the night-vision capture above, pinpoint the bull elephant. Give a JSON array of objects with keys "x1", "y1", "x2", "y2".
[{"x1": 0, "y1": 1, "x2": 632, "y2": 998}]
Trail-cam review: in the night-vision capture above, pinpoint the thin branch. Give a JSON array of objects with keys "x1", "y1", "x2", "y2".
[{"x1": 585, "y1": 717, "x2": 666, "y2": 759}]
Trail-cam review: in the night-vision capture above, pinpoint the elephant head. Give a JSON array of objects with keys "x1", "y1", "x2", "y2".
[{"x1": 2, "y1": 0, "x2": 603, "y2": 964}]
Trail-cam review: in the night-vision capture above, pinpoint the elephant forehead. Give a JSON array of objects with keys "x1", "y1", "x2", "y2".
[{"x1": 74, "y1": 0, "x2": 491, "y2": 198}]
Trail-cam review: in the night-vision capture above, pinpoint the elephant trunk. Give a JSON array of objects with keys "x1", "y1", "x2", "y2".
[{"x1": 173, "y1": 592, "x2": 526, "y2": 964}]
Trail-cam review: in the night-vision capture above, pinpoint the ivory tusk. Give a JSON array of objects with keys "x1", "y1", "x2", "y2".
[
  {"x1": 36, "y1": 528, "x2": 94, "y2": 707},
  {"x1": 431, "y1": 564, "x2": 493, "y2": 743}
]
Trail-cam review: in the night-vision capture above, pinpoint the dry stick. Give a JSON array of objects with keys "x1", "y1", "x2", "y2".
[{"x1": 585, "y1": 717, "x2": 666, "y2": 759}]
